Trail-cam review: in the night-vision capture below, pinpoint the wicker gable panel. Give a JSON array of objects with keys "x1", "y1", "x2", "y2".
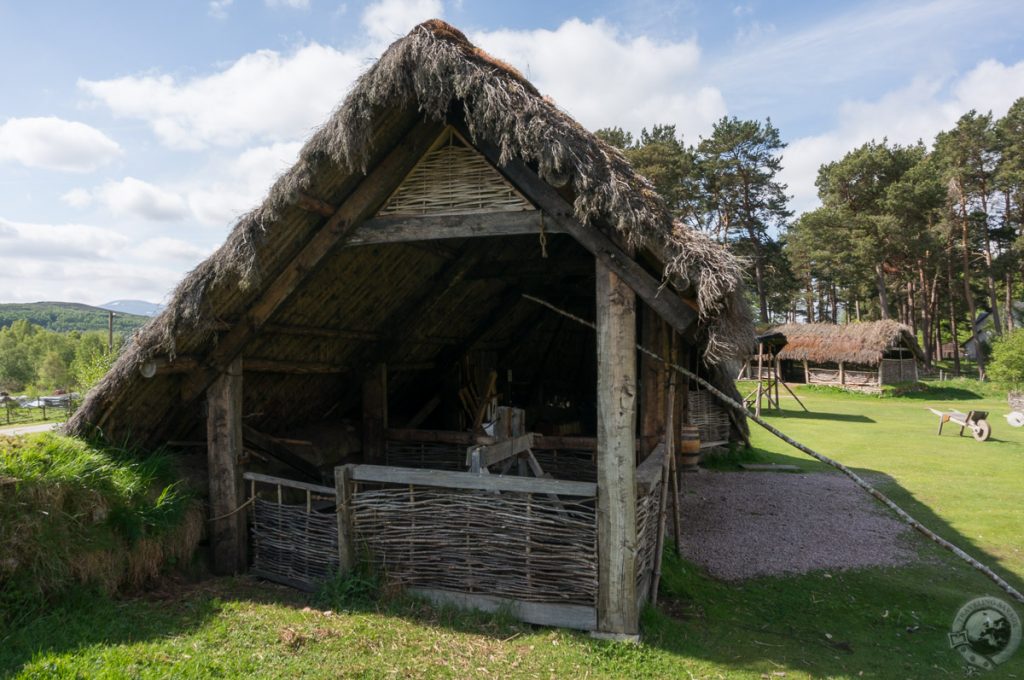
[{"x1": 378, "y1": 128, "x2": 535, "y2": 217}]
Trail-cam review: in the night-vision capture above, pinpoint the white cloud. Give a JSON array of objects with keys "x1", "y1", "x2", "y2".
[
  {"x1": 96, "y1": 177, "x2": 190, "y2": 221},
  {"x1": 474, "y1": 19, "x2": 725, "y2": 139},
  {"x1": 361, "y1": 0, "x2": 441, "y2": 43},
  {"x1": 0, "y1": 216, "x2": 198, "y2": 304},
  {"x1": 187, "y1": 141, "x2": 302, "y2": 226},
  {"x1": 266, "y1": 0, "x2": 310, "y2": 8},
  {"x1": 60, "y1": 188, "x2": 94, "y2": 209},
  {"x1": 79, "y1": 43, "x2": 363, "y2": 150},
  {"x1": 781, "y1": 58, "x2": 1024, "y2": 214},
  {"x1": 209, "y1": 0, "x2": 233, "y2": 19},
  {"x1": 0, "y1": 117, "x2": 121, "y2": 172}
]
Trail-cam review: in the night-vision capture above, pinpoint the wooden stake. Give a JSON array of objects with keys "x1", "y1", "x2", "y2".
[
  {"x1": 595, "y1": 261, "x2": 639, "y2": 636},
  {"x1": 207, "y1": 356, "x2": 246, "y2": 575}
]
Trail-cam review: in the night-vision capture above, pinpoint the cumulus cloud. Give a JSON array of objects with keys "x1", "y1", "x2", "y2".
[
  {"x1": 474, "y1": 20, "x2": 725, "y2": 139},
  {"x1": 361, "y1": 0, "x2": 441, "y2": 43},
  {"x1": 79, "y1": 44, "x2": 363, "y2": 150},
  {"x1": 60, "y1": 188, "x2": 94, "y2": 209},
  {"x1": 187, "y1": 141, "x2": 302, "y2": 225},
  {"x1": 96, "y1": 177, "x2": 190, "y2": 221},
  {"x1": 781, "y1": 58, "x2": 1024, "y2": 214},
  {"x1": 0, "y1": 117, "x2": 121, "y2": 172},
  {"x1": 0, "y1": 216, "x2": 200, "y2": 304},
  {"x1": 266, "y1": 0, "x2": 310, "y2": 8}
]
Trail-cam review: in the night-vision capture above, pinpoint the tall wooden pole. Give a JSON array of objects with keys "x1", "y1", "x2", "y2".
[
  {"x1": 362, "y1": 363, "x2": 387, "y2": 464},
  {"x1": 595, "y1": 261, "x2": 639, "y2": 637},
  {"x1": 755, "y1": 342, "x2": 765, "y2": 418},
  {"x1": 207, "y1": 356, "x2": 246, "y2": 574}
]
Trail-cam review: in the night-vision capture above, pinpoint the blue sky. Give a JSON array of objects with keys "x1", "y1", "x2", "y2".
[{"x1": 1, "y1": 0, "x2": 1023, "y2": 305}]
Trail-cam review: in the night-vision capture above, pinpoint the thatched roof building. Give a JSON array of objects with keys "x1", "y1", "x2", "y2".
[
  {"x1": 768, "y1": 321, "x2": 923, "y2": 388},
  {"x1": 770, "y1": 321, "x2": 924, "y2": 365},
  {"x1": 65, "y1": 20, "x2": 754, "y2": 636}
]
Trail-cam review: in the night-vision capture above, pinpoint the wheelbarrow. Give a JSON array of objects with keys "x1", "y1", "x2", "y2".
[{"x1": 927, "y1": 408, "x2": 991, "y2": 441}]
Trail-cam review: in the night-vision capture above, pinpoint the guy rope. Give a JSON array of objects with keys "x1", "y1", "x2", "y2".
[{"x1": 522, "y1": 294, "x2": 1024, "y2": 605}]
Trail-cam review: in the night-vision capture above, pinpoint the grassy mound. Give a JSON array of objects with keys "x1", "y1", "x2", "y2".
[{"x1": 0, "y1": 434, "x2": 201, "y2": 625}]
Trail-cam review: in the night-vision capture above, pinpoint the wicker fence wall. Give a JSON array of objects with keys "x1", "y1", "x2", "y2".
[
  {"x1": 689, "y1": 390, "x2": 731, "y2": 444},
  {"x1": 247, "y1": 474, "x2": 339, "y2": 590},
  {"x1": 634, "y1": 470, "x2": 663, "y2": 603},
  {"x1": 350, "y1": 481, "x2": 598, "y2": 605}
]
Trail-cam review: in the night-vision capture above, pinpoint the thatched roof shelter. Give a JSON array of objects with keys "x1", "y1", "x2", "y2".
[
  {"x1": 769, "y1": 321, "x2": 924, "y2": 366},
  {"x1": 67, "y1": 20, "x2": 752, "y2": 448}
]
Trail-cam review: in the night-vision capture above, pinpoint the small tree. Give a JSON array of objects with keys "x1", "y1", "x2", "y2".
[{"x1": 988, "y1": 329, "x2": 1024, "y2": 390}]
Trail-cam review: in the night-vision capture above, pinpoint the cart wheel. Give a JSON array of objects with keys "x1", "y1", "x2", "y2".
[{"x1": 973, "y1": 419, "x2": 991, "y2": 442}]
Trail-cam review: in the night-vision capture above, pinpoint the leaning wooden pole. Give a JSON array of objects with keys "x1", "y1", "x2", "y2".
[{"x1": 522, "y1": 294, "x2": 1024, "y2": 606}]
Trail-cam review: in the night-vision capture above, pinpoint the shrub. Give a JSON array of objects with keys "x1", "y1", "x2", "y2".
[{"x1": 988, "y1": 329, "x2": 1024, "y2": 390}]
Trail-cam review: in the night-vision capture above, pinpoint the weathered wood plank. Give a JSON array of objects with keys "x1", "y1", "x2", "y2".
[
  {"x1": 635, "y1": 442, "x2": 666, "y2": 494},
  {"x1": 465, "y1": 434, "x2": 535, "y2": 468},
  {"x1": 533, "y1": 435, "x2": 597, "y2": 451},
  {"x1": 348, "y1": 211, "x2": 560, "y2": 245},
  {"x1": 595, "y1": 261, "x2": 639, "y2": 636},
  {"x1": 180, "y1": 120, "x2": 446, "y2": 403},
  {"x1": 349, "y1": 464, "x2": 597, "y2": 497},
  {"x1": 243, "y1": 471, "x2": 336, "y2": 496},
  {"x1": 410, "y1": 588, "x2": 597, "y2": 631},
  {"x1": 207, "y1": 357, "x2": 246, "y2": 575}
]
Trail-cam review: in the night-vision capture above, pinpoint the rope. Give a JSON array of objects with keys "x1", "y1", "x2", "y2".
[
  {"x1": 207, "y1": 496, "x2": 255, "y2": 523},
  {"x1": 538, "y1": 213, "x2": 549, "y2": 259},
  {"x1": 521, "y1": 293, "x2": 1024, "y2": 605}
]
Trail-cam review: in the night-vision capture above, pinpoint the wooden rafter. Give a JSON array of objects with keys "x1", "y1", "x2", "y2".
[{"x1": 179, "y1": 120, "x2": 446, "y2": 403}]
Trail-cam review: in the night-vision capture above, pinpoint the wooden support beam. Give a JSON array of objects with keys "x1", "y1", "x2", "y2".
[
  {"x1": 347, "y1": 211, "x2": 559, "y2": 245},
  {"x1": 463, "y1": 128, "x2": 699, "y2": 337},
  {"x1": 180, "y1": 120, "x2": 445, "y2": 403},
  {"x1": 465, "y1": 433, "x2": 535, "y2": 468},
  {"x1": 206, "y1": 357, "x2": 246, "y2": 575},
  {"x1": 362, "y1": 363, "x2": 387, "y2": 464},
  {"x1": 639, "y1": 304, "x2": 665, "y2": 459},
  {"x1": 385, "y1": 427, "x2": 496, "y2": 446},
  {"x1": 595, "y1": 260, "x2": 639, "y2": 636},
  {"x1": 244, "y1": 359, "x2": 348, "y2": 375},
  {"x1": 242, "y1": 425, "x2": 321, "y2": 481},
  {"x1": 349, "y1": 463, "x2": 597, "y2": 497}
]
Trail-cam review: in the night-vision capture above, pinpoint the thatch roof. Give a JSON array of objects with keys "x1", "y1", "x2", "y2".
[
  {"x1": 769, "y1": 321, "x2": 924, "y2": 366},
  {"x1": 67, "y1": 20, "x2": 752, "y2": 446}
]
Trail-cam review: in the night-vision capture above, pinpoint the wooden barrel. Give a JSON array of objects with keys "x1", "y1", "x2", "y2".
[{"x1": 679, "y1": 425, "x2": 701, "y2": 471}]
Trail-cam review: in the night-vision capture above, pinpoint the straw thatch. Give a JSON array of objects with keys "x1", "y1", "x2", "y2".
[
  {"x1": 769, "y1": 321, "x2": 924, "y2": 366},
  {"x1": 67, "y1": 20, "x2": 752, "y2": 446}
]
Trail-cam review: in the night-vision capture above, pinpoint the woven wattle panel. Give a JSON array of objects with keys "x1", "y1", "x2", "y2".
[
  {"x1": 689, "y1": 390, "x2": 731, "y2": 443},
  {"x1": 251, "y1": 499, "x2": 338, "y2": 588},
  {"x1": 378, "y1": 131, "x2": 534, "y2": 216},
  {"x1": 635, "y1": 476, "x2": 662, "y2": 599},
  {"x1": 351, "y1": 483, "x2": 598, "y2": 605}
]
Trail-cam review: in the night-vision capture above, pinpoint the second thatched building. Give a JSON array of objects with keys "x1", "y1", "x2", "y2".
[{"x1": 767, "y1": 321, "x2": 924, "y2": 390}]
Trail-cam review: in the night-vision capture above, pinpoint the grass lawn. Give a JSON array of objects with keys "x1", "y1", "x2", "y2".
[{"x1": 2, "y1": 382, "x2": 1023, "y2": 679}]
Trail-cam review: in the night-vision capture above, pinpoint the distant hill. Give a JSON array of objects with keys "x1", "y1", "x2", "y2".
[
  {"x1": 0, "y1": 302, "x2": 151, "y2": 334},
  {"x1": 100, "y1": 299, "x2": 164, "y2": 317}
]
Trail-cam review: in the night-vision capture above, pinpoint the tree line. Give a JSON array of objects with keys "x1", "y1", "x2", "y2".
[
  {"x1": 598, "y1": 98, "x2": 1024, "y2": 376},
  {"x1": 0, "y1": 320, "x2": 123, "y2": 395}
]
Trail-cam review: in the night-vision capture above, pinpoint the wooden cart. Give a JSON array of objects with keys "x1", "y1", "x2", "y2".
[{"x1": 928, "y1": 408, "x2": 991, "y2": 442}]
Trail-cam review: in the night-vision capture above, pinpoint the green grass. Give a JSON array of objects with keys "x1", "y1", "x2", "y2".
[
  {"x1": 2, "y1": 385, "x2": 1023, "y2": 678},
  {"x1": 0, "y1": 434, "x2": 200, "y2": 628}
]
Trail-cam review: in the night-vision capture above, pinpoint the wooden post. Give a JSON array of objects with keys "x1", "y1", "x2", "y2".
[
  {"x1": 773, "y1": 355, "x2": 781, "y2": 408},
  {"x1": 803, "y1": 360, "x2": 810, "y2": 384},
  {"x1": 206, "y1": 356, "x2": 246, "y2": 575},
  {"x1": 754, "y1": 343, "x2": 765, "y2": 418},
  {"x1": 362, "y1": 363, "x2": 387, "y2": 464},
  {"x1": 839, "y1": 361, "x2": 845, "y2": 386},
  {"x1": 335, "y1": 464, "x2": 355, "y2": 574},
  {"x1": 595, "y1": 261, "x2": 639, "y2": 638},
  {"x1": 639, "y1": 305, "x2": 665, "y2": 460}
]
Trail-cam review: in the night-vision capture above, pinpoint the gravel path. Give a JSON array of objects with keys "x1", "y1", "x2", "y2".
[
  {"x1": 0, "y1": 422, "x2": 62, "y2": 436},
  {"x1": 678, "y1": 471, "x2": 918, "y2": 580}
]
